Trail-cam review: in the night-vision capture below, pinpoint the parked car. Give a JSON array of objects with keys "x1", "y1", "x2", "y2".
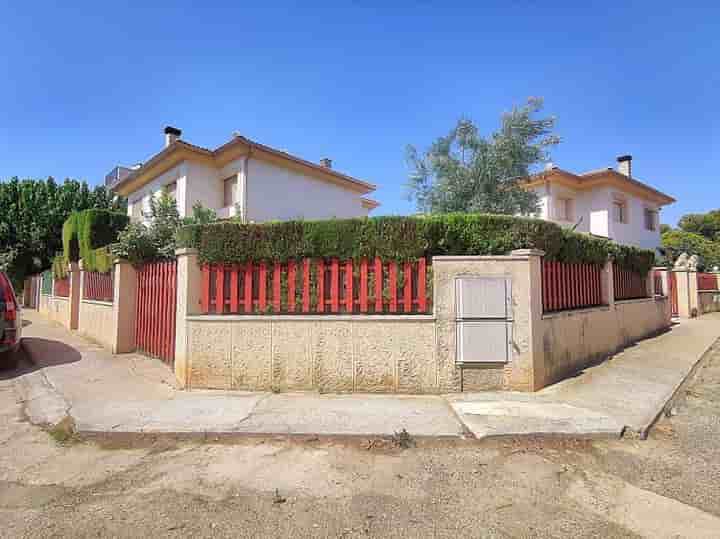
[{"x1": 0, "y1": 271, "x2": 21, "y2": 369}]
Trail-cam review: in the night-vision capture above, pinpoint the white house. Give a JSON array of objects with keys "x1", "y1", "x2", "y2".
[
  {"x1": 524, "y1": 155, "x2": 675, "y2": 251},
  {"x1": 107, "y1": 126, "x2": 379, "y2": 223}
]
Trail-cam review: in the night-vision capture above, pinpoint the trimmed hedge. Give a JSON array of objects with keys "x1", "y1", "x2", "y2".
[
  {"x1": 62, "y1": 209, "x2": 128, "y2": 272},
  {"x1": 178, "y1": 214, "x2": 655, "y2": 275},
  {"x1": 52, "y1": 254, "x2": 68, "y2": 280}
]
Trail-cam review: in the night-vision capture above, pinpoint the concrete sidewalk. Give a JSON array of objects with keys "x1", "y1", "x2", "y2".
[{"x1": 14, "y1": 310, "x2": 720, "y2": 439}]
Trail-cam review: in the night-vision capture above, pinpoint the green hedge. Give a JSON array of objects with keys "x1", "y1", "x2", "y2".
[
  {"x1": 52, "y1": 254, "x2": 68, "y2": 280},
  {"x1": 62, "y1": 209, "x2": 128, "y2": 272},
  {"x1": 178, "y1": 214, "x2": 655, "y2": 275}
]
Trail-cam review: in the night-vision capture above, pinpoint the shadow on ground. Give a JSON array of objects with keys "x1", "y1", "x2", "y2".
[{"x1": 0, "y1": 338, "x2": 81, "y2": 380}]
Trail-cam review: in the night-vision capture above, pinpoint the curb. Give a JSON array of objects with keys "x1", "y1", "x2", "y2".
[{"x1": 636, "y1": 337, "x2": 719, "y2": 440}]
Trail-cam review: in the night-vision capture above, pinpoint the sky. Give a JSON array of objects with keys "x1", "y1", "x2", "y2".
[{"x1": 1, "y1": 1, "x2": 718, "y2": 226}]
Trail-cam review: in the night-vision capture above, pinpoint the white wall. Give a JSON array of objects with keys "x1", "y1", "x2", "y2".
[
  {"x1": 244, "y1": 158, "x2": 369, "y2": 222},
  {"x1": 127, "y1": 163, "x2": 186, "y2": 222},
  {"x1": 533, "y1": 182, "x2": 661, "y2": 251},
  {"x1": 607, "y1": 191, "x2": 661, "y2": 251},
  {"x1": 126, "y1": 156, "x2": 371, "y2": 224}
]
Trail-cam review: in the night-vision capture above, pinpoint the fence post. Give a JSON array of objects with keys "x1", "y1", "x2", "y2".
[
  {"x1": 175, "y1": 248, "x2": 202, "y2": 389},
  {"x1": 602, "y1": 258, "x2": 615, "y2": 309},
  {"x1": 510, "y1": 249, "x2": 546, "y2": 391},
  {"x1": 68, "y1": 261, "x2": 81, "y2": 330},
  {"x1": 673, "y1": 269, "x2": 698, "y2": 318},
  {"x1": 112, "y1": 259, "x2": 138, "y2": 354}
]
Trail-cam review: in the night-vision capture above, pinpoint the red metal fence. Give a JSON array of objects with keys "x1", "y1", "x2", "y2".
[
  {"x1": 135, "y1": 261, "x2": 177, "y2": 363},
  {"x1": 542, "y1": 260, "x2": 604, "y2": 313},
  {"x1": 698, "y1": 272, "x2": 719, "y2": 291},
  {"x1": 54, "y1": 276, "x2": 70, "y2": 297},
  {"x1": 83, "y1": 271, "x2": 114, "y2": 302},
  {"x1": 201, "y1": 258, "x2": 431, "y2": 315},
  {"x1": 613, "y1": 265, "x2": 648, "y2": 301}
]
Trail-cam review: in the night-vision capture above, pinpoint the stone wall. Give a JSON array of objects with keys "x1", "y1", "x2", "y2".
[
  {"x1": 539, "y1": 297, "x2": 670, "y2": 386},
  {"x1": 78, "y1": 300, "x2": 115, "y2": 350},
  {"x1": 185, "y1": 316, "x2": 436, "y2": 392},
  {"x1": 698, "y1": 291, "x2": 720, "y2": 315},
  {"x1": 44, "y1": 296, "x2": 72, "y2": 328}
]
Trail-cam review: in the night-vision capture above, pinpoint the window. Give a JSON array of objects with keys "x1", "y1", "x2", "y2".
[
  {"x1": 166, "y1": 181, "x2": 177, "y2": 199},
  {"x1": 613, "y1": 200, "x2": 627, "y2": 224},
  {"x1": 644, "y1": 208, "x2": 658, "y2": 231},
  {"x1": 223, "y1": 176, "x2": 237, "y2": 207},
  {"x1": 556, "y1": 197, "x2": 574, "y2": 221}
]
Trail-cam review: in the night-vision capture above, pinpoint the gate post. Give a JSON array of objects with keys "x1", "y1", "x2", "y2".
[
  {"x1": 673, "y1": 269, "x2": 698, "y2": 318},
  {"x1": 175, "y1": 248, "x2": 202, "y2": 388},
  {"x1": 68, "y1": 261, "x2": 81, "y2": 330},
  {"x1": 112, "y1": 259, "x2": 138, "y2": 353}
]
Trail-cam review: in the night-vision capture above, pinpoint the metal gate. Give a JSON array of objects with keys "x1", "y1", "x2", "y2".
[
  {"x1": 669, "y1": 271, "x2": 678, "y2": 317},
  {"x1": 135, "y1": 260, "x2": 177, "y2": 364}
]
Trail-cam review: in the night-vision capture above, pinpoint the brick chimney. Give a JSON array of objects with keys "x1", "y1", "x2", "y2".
[
  {"x1": 319, "y1": 158, "x2": 332, "y2": 169},
  {"x1": 164, "y1": 126, "x2": 182, "y2": 147},
  {"x1": 617, "y1": 154, "x2": 632, "y2": 178}
]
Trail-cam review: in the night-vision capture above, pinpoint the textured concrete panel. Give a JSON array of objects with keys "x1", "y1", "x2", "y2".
[
  {"x1": 189, "y1": 322, "x2": 232, "y2": 389},
  {"x1": 78, "y1": 301, "x2": 115, "y2": 350},
  {"x1": 353, "y1": 323, "x2": 397, "y2": 393},
  {"x1": 461, "y1": 365, "x2": 505, "y2": 391},
  {"x1": 231, "y1": 322, "x2": 272, "y2": 390},
  {"x1": 272, "y1": 322, "x2": 314, "y2": 391},
  {"x1": 313, "y1": 322, "x2": 353, "y2": 393}
]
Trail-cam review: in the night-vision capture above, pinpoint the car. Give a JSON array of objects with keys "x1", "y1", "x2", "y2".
[{"x1": 0, "y1": 271, "x2": 21, "y2": 369}]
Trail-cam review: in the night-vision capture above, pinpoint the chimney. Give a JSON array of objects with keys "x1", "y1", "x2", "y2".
[
  {"x1": 617, "y1": 154, "x2": 632, "y2": 178},
  {"x1": 164, "y1": 126, "x2": 182, "y2": 147},
  {"x1": 319, "y1": 158, "x2": 332, "y2": 169}
]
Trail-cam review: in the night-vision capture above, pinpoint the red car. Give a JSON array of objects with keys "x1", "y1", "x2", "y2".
[{"x1": 0, "y1": 272, "x2": 21, "y2": 369}]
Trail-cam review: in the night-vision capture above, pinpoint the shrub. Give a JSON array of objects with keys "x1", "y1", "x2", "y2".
[
  {"x1": 662, "y1": 230, "x2": 720, "y2": 270},
  {"x1": 52, "y1": 254, "x2": 68, "y2": 280},
  {"x1": 178, "y1": 214, "x2": 655, "y2": 274},
  {"x1": 62, "y1": 209, "x2": 129, "y2": 272},
  {"x1": 111, "y1": 191, "x2": 218, "y2": 267}
]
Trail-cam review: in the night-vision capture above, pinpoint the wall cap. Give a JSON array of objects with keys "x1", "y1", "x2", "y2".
[
  {"x1": 176, "y1": 248, "x2": 198, "y2": 256},
  {"x1": 510, "y1": 248, "x2": 546, "y2": 257},
  {"x1": 432, "y1": 255, "x2": 531, "y2": 262},
  {"x1": 187, "y1": 314, "x2": 436, "y2": 322}
]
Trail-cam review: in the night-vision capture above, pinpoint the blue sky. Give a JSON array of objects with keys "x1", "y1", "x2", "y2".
[{"x1": 1, "y1": 1, "x2": 717, "y2": 226}]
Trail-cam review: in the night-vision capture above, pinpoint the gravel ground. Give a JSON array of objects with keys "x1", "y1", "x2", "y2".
[{"x1": 1, "y1": 342, "x2": 719, "y2": 538}]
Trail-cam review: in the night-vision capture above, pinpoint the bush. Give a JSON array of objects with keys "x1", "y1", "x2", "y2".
[
  {"x1": 62, "y1": 209, "x2": 129, "y2": 272},
  {"x1": 111, "y1": 191, "x2": 218, "y2": 267},
  {"x1": 52, "y1": 254, "x2": 68, "y2": 280},
  {"x1": 662, "y1": 230, "x2": 720, "y2": 270},
  {"x1": 178, "y1": 214, "x2": 655, "y2": 274}
]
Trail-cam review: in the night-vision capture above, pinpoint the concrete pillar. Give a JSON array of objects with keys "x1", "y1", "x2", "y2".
[
  {"x1": 602, "y1": 258, "x2": 615, "y2": 309},
  {"x1": 112, "y1": 260, "x2": 138, "y2": 354},
  {"x1": 673, "y1": 270, "x2": 698, "y2": 318},
  {"x1": 652, "y1": 266, "x2": 670, "y2": 297},
  {"x1": 175, "y1": 248, "x2": 202, "y2": 388},
  {"x1": 511, "y1": 249, "x2": 546, "y2": 391},
  {"x1": 68, "y1": 262, "x2": 81, "y2": 330}
]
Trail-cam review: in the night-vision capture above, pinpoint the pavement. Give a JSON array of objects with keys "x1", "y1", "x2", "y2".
[{"x1": 13, "y1": 309, "x2": 720, "y2": 440}]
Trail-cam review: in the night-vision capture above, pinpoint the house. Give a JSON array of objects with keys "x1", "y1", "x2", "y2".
[
  {"x1": 524, "y1": 155, "x2": 675, "y2": 251},
  {"x1": 107, "y1": 126, "x2": 379, "y2": 223}
]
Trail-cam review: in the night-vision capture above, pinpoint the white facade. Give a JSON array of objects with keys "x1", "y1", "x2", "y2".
[
  {"x1": 125, "y1": 154, "x2": 373, "y2": 224},
  {"x1": 530, "y1": 182, "x2": 663, "y2": 251}
]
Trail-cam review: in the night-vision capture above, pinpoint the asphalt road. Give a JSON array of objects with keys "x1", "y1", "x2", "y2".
[{"x1": 1, "y1": 342, "x2": 720, "y2": 538}]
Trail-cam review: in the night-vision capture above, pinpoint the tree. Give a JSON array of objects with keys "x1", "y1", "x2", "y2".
[
  {"x1": 406, "y1": 97, "x2": 560, "y2": 215},
  {"x1": 0, "y1": 177, "x2": 125, "y2": 287},
  {"x1": 677, "y1": 210, "x2": 720, "y2": 241},
  {"x1": 111, "y1": 190, "x2": 216, "y2": 265}
]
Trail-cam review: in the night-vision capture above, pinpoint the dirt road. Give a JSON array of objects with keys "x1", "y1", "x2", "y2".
[{"x1": 2, "y1": 343, "x2": 719, "y2": 538}]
